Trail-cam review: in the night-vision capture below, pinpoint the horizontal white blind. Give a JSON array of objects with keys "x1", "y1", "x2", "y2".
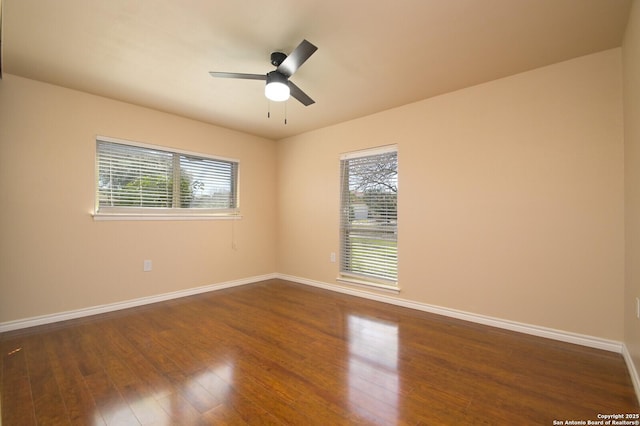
[
  {"x1": 340, "y1": 147, "x2": 398, "y2": 284},
  {"x1": 97, "y1": 139, "x2": 238, "y2": 214}
]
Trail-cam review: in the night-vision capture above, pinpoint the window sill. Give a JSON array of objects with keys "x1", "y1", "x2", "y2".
[
  {"x1": 336, "y1": 276, "x2": 400, "y2": 294},
  {"x1": 93, "y1": 213, "x2": 242, "y2": 221}
]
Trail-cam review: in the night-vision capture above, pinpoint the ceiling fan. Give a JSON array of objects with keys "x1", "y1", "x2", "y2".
[{"x1": 209, "y1": 39, "x2": 318, "y2": 106}]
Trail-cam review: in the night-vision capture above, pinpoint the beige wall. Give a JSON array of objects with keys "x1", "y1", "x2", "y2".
[
  {"x1": 624, "y1": 0, "x2": 640, "y2": 384},
  {"x1": 277, "y1": 49, "x2": 625, "y2": 340},
  {"x1": 0, "y1": 75, "x2": 277, "y2": 323}
]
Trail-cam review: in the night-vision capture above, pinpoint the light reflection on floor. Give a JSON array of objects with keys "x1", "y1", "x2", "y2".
[
  {"x1": 348, "y1": 314, "x2": 399, "y2": 424},
  {"x1": 194, "y1": 362, "x2": 235, "y2": 400},
  {"x1": 91, "y1": 361, "x2": 235, "y2": 424}
]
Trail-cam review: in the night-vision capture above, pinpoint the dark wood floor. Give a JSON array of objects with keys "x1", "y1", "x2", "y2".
[{"x1": 1, "y1": 279, "x2": 638, "y2": 425}]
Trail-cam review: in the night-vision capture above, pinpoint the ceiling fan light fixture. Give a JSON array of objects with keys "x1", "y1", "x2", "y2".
[{"x1": 265, "y1": 71, "x2": 290, "y2": 102}]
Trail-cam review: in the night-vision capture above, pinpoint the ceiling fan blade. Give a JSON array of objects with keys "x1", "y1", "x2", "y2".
[
  {"x1": 289, "y1": 81, "x2": 315, "y2": 106},
  {"x1": 277, "y1": 39, "x2": 318, "y2": 77},
  {"x1": 209, "y1": 72, "x2": 266, "y2": 80}
]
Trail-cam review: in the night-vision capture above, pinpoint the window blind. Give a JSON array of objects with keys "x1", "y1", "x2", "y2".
[
  {"x1": 340, "y1": 146, "x2": 398, "y2": 285},
  {"x1": 96, "y1": 138, "x2": 239, "y2": 215}
]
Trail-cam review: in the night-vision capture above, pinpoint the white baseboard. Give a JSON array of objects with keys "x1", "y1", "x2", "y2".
[
  {"x1": 622, "y1": 344, "x2": 640, "y2": 404},
  {"x1": 0, "y1": 273, "x2": 278, "y2": 333},
  {"x1": 277, "y1": 273, "x2": 624, "y2": 354}
]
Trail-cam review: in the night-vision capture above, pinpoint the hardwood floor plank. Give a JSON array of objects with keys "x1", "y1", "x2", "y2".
[
  {"x1": 220, "y1": 392, "x2": 283, "y2": 426},
  {"x1": 87, "y1": 328, "x2": 172, "y2": 424},
  {"x1": 83, "y1": 369, "x2": 141, "y2": 425},
  {"x1": 202, "y1": 402, "x2": 250, "y2": 425},
  {"x1": 1, "y1": 339, "x2": 37, "y2": 426},
  {"x1": 42, "y1": 330, "x2": 105, "y2": 426},
  {"x1": 2, "y1": 279, "x2": 638, "y2": 424},
  {"x1": 24, "y1": 335, "x2": 71, "y2": 425}
]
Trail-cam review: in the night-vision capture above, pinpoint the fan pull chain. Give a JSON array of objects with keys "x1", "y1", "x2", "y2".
[{"x1": 266, "y1": 100, "x2": 289, "y2": 124}]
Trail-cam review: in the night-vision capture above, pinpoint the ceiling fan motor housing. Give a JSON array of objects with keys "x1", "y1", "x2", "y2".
[{"x1": 270, "y1": 52, "x2": 287, "y2": 67}]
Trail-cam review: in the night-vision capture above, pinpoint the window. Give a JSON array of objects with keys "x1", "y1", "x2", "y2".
[
  {"x1": 340, "y1": 145, "x2": 398, "y2": 289},
  {"x1": 95, "y1": 137, "x2": 239, "y2": 219}
]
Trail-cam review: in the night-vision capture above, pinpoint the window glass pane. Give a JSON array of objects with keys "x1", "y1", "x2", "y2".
[
  {"x1": 179, "y1": 155, "x2": 238, "y2": 209},
  {"x1": 340, "y1": 147, "x2": 398, "y2": 284}
]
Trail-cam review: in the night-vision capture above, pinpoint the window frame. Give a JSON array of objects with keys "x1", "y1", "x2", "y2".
[
  {"x1": 94, "y1": 136, "x2": 241, "y2": 221},
  {"x1": 338, "y1": 145, "x2": 399, "y2": 292}
]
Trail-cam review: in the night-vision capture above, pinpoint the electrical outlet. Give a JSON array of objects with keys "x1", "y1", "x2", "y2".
[
  {"x1": 143, "y1": 260, "x2": 152, "y2": 272},
  {"x1": 636, "y1": 297, "x2": 640, "y2": 319},
  {"x1": 330, "y1": 252, "x2": 336, "y2": 263}
]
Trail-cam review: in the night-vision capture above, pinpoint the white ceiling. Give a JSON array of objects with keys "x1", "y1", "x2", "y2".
[{"x1": 1, "y1": 0, "x2": 633, "y2": 140}]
